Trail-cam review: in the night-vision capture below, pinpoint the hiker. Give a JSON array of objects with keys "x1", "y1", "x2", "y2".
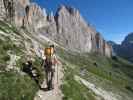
[
  {"x1": 42, "y1": 44, "x2": 58, "y2": 90},
  {"x1": 22, "y1": 60, "x2": 40, "y2": 86}
]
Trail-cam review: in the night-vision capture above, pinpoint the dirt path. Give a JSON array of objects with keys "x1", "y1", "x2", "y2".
[{"x1": 34, "y1": 61, "x2": 63, "y2": 100}]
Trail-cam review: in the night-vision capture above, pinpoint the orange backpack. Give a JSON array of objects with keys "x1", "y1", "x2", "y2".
[{"x1": 44, "y1": 47, "x2": 54, "y2": 57}]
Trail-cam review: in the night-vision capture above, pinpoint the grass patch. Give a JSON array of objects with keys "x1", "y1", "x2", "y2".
[
  {"x1": 57, "y1": 47, "x2": 133, "y2": 95},
  {"x1": 0, "y1": 36, "x2": 23, "y2": 65},
  {"x1": 0, "y1": 20, "x2": 20, "y2": 34},
  {"x1": 61, "y1": 64, "x2": 96, "y2": 100},
  {"x1": 0, "y1": 20, "x2": 43, "y2": 100},
  {"x1": 57, "y1": 48, "x2": 129, "y2": 84},
  {"x1": 33, "y1": 56, "x2": 45, "y2": 84},
  {"x1": 0, "y1": 71, "x2": 38, "y2": 100}
]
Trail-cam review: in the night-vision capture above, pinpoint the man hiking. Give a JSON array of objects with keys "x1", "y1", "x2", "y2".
[{"x1": 42, "y1": 44, "x2": 58, "y2": 90}]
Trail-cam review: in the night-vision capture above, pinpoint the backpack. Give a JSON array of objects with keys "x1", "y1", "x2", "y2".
[
  {"x1": 44, "y1": 47, "x2": 54, "y2": 57},
  {"x1": 44, "y1": 47, "x2": 54, "y2": 71}
]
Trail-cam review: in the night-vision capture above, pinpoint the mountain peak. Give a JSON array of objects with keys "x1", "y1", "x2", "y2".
[
  {"x1": 56, "y1": 5, "x2": 79, "y2": 16},
  {"x1": 108, "y1": 41, "x2": 117, "y2": 46},
  {"x1": 110, "y1": 32, "x2": 133, "y2": 62},
  {"x1": 122, "y1": 32, "x2": 133, "y2": 44}
]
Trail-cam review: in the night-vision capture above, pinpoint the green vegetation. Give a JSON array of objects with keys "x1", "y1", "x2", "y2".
[
  {"x1": 0, "y1": 37, "x2": 11, "y2": 64},
  {"x1": 0, "y1": 20, "x2": 44, "y2": 100},
  {"x1": 0, "y1": 20, "x2": 21, "y2": 35},
  {"x1": 59, "y1": 48, "x2": 133, "y2": 83},
  {"x1": 0, "y1": 71, "x2": 38, "y2": 100},
  {"x1": 0, "y1": 34, "x2": 23, "y2": 67},
  {"x1": 1, "y1": 20, "x2": 133, "y2": 100},
  {"x1": 56, "y1": 47, "x2": 133, "y2": 100},
  {"x1": 33, "y1": 56, "x2": 45, "y2": 84},
  {"x1": 61, "y1": 64, "x2": 96, "y2": 100}
]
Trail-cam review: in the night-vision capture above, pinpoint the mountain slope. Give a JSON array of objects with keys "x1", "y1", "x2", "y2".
[
  {"x1": 0, "y1": 18, "x2": 133, "y2": 100},
  {"x1": 120, "y1": 33, "x2": 133, "y2": 62},
  {"x1": 0, "y1": 0, "x2": 133, "y2": 100},
  {"x1": 109, "y1": 33, "x2": 133, "y2": 63},
  {"x1": 56, "y1": 47, "x2": 133, "y2": 100},
  {"x1": 0, "y1": 20, "x2": 65, "y2": 100},
  {"x1": 0, "y1": 20, "x2": 46, "y2": 99}
]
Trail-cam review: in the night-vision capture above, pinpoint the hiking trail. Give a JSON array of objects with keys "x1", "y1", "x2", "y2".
[{"x1": 34, "y1": 61, "x2": 63, "y2": 100}]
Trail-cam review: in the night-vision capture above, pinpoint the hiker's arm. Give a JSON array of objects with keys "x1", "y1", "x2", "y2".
[{"x1": 54, "y1": 55, "x2": 60, "y2": 65}]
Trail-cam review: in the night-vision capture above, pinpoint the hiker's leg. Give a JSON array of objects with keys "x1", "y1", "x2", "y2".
[
  {"x1": 49, "y1": 68, "x2": 54, "y2": 89},
  {"x1": 48, "y1": 71, "x2": 51, "y2": 89},
  {"x1": 51, "y1": 70, "x2": 54, "y2": 89},
  {"x1": 48, "y1": 71, "x2": 52, "y2": 89},
  {"x1": 46, "y1": 71, "x2": 49, "y2": 89}
]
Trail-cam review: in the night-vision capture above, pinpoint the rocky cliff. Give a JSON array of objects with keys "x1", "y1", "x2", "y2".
[
  {"x1": 54, "y1": 6, "x2": 112, "y2": 57},
  {"x1": 0, "y1": 0, "x2": 112, "y2": 57},
  {"x1": 0, "y1": 0, "x2": 6, "y2": 19}
]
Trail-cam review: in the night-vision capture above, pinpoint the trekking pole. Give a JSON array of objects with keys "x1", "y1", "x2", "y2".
[{"x1": 57, "y1": 64, "x2": 59, "y2": 85}]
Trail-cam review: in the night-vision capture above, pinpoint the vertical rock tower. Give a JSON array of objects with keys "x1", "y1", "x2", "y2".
[
  {"x1": 0, "y1": 0, "x2": 15, "y2": 22},
  {"x1": 0, "y1": 0, "x2": 6, "y2": 19},
  {"x1": 54, "y1": 6, "x2": 112, "y2": 57}
]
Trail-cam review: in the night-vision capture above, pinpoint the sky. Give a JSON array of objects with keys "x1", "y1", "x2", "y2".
[{"x1": 33, "y1": 0, "x2": 133, "y2": 44}]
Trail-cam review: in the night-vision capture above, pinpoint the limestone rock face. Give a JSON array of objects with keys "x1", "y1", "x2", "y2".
[
  {"x1": 24, "y1": 3, "x2": 45, "y2": 32},
  {"x1": 0, "y1": 0, "x2": 6, "y2": 20},
  {"x1": 54, "y1": 6, "x2": 112, "y2": 57},
  {"x1": 55, "y1": 6, "x2": 96, "y2": 52},
  {"x1": 14, "y1": 0, "x2": 45, "y2": 32},
  {"x1": 104, "y1": 42, "x2": 112, "y2": 57},
  {"x1": 14, "y1": 0, "x2": 29, "y2": 27},
  {"x1": 0, "y1": 1, "x2": 112, "y2": 57},
  {"x1": 38, "y1": 12, "x2": 57, "y2": 39},
  {"x1": 0, "y1": 0, "x2": 16, "y2": 21}
]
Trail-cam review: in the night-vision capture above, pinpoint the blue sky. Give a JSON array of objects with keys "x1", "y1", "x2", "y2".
[{"x1": 33, "y1": 0, "x2": 133, "y2": 44}]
